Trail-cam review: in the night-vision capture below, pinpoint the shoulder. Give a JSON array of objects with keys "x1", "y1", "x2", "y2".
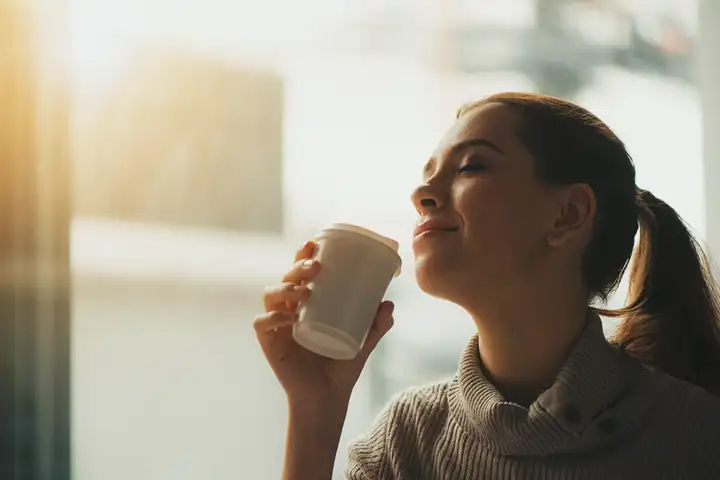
[
  {"x1": 643, "y1": 370, "x2": 720, "y2": 468},
  {"x1": 387, "y1": 380, "x2": 452, "y2": 425},
  {"x1": 356, "y1": 379, "x2": 453, "y2": 442},
  {"x1": 649, "y1": 370, "x2": 720, "y2": 425},
  {"x1": 345, "y1": 380, "x2": 452, "y2": 480}
]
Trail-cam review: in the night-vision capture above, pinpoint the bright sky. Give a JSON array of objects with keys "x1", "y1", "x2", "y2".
[{"x1": 67, "y1": 0, "x2": 352, "y2": 89}]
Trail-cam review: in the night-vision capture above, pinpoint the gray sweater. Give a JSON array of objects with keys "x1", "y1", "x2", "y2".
[{"x1": 346, "y1": 316, "x2": 720, "y2": 479}]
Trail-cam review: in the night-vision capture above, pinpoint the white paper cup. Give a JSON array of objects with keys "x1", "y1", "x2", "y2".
[{"x1": 292, "y1": 223, "x2": 401, "y2": 360}]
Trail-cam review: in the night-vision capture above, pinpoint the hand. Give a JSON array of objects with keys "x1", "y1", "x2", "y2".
[{"x1": 253, "y1": 240, "x2": 395, "y2": 409}]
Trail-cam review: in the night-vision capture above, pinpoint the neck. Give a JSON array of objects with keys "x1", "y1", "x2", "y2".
[{"x1": 464, "y1": 276, "x2": 589, "y2": 407}]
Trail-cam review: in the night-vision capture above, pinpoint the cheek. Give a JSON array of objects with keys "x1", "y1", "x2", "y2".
[{"x1": 457, "y1": 181, "x2": 549, "y2": 254}]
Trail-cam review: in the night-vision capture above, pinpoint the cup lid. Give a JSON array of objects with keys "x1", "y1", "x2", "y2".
[{"x1": 319, "y1": 223, "x2": 399, "y2": 253}]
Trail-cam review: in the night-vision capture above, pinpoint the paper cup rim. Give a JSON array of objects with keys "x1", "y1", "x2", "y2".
[{"x1": 316, "y1": 223, "x2": 402, "y2": 276}]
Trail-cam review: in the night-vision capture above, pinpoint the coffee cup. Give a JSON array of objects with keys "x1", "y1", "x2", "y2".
[{"x1": 292, "y1": 223, "x2": 402, "y2": 360}]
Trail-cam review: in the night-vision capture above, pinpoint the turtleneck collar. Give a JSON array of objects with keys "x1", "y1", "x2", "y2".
[{"x1": 447, "y1": 312, "x2": 654, "y2": 456}]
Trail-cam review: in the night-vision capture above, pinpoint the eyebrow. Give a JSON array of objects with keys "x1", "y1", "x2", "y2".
[{"x1": 423, "y1": 138, "x2": 504, "y2": 176}]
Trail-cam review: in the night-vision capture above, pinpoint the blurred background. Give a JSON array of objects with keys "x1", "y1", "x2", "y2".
[{"x1": 3, "y1": 0, "x2": 719, "y2": 478}]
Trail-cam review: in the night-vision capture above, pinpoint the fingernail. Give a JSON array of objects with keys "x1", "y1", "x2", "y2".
[{"x1": 303, "y1": 259, "x2": 315, "y2": 268}]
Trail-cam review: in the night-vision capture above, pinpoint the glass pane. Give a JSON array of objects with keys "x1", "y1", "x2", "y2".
[{"x1": 67, "y1": 0, "x2": 702, "y2": 478}]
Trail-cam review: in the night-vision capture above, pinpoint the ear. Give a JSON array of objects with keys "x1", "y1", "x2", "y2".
[{"x1": 545, "y1": 183, "x2": 596, "y2": 248}]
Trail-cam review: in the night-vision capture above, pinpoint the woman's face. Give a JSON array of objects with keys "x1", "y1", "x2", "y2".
[{"x1": 411, "y1": 102, "x2": 567, "y2": 304}]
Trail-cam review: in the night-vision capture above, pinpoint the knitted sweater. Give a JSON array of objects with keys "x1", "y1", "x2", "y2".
[{"x1": 346, "y1": 316, "x2": 720, "y2": 479}]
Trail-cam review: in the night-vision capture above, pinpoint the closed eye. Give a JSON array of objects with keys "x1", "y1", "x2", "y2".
[{"x1": 458, "y1": 163, "x2": 487, "y2": 174}]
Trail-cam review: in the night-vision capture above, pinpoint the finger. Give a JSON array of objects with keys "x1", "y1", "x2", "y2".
[
  {"x1": 281, "y1": 258, "x2": 321, "y2": 285},
  {"x1": 253, "y1": 311, "x2": 299, "y2": 335},
  {"x1": 263, "y1": 284, "x2": 311, "y2": 313},
  {"x1": 356, "y1": 301, "x2": 395, "y2": 361},
  {"x1": 294, "y1": 240, "x2": 317, "y2": 262}
]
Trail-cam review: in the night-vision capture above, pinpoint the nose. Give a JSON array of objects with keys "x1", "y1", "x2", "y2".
[{"x1": 411, "y1": 183, "x2": 444, "y2": 214}]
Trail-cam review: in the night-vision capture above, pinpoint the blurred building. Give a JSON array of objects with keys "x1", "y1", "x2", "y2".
[{"x1": 73, "y1": 49, "x2": 285, "y2": 233}]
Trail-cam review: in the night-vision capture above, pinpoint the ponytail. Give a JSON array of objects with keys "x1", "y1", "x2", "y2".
[{"x1": 600, "y1": 189, "x2": 720, "y2": 396}]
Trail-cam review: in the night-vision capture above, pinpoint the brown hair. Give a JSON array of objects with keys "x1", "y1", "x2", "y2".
[{"x1": 459, "y1": 92, "x2": 720, "y2": 396}]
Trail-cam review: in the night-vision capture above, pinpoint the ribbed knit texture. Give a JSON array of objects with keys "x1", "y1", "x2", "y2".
[{"x1": 346, "y1": 315, "x2": 720, "y2": 479}]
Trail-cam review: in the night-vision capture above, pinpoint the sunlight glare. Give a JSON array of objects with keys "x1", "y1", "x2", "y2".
[{"x1": 67, "y1": 3, "x2": 144, "y2": 92}]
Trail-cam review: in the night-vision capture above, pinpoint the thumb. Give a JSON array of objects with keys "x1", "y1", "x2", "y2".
[{"x1": 356, "y1": 301, "x2": 395, "y2": 361}]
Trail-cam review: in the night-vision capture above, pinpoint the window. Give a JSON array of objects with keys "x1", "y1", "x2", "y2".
[{"x1": 3, "y1": 0, "x2": 713, "y2": 479}]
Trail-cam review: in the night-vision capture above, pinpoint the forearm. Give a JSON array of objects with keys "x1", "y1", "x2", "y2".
[{"x1": 282, "y1": 402, "x2": 348, "y2": 480}]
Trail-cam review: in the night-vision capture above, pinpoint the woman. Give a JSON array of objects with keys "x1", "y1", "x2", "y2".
[{"x1": 253, "y1": 93, "x2": 720, "y2": 479}]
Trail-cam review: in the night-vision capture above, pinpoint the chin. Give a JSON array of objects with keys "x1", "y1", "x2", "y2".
[{"x1": 413, "y1": 255, "x2": 459, "y2": 300}]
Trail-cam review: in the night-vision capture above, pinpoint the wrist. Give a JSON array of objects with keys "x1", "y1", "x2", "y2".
[
  {"x1": 283, "y1": 400, "x2": 347, "y2": 480},
  {"x1": 288, "y1": 389, "x2": 351, "y2": 413},
  {"x1": 288, "y1": 395, "x2": 350, "y2": 422}
]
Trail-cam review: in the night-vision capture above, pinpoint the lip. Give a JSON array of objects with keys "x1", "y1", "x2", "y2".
[{"x1": 413, "y1": 219, "x2": 459, "y2": 239}]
